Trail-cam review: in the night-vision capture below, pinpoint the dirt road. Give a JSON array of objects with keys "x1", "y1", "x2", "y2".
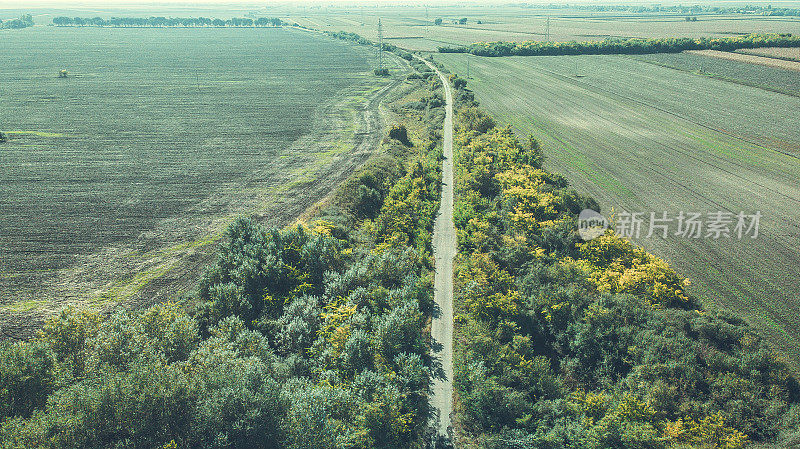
[{"x1": 416, "y1": 55, "x2": 456, "y2": 444}]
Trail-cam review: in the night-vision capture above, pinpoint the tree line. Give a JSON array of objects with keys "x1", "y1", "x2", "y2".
[
  {"x1": 0, "y1": 14, "x2": 33, "y2": 30},
  {"x1": 0, "y1": 70, "x2": 446, "y2": 448},
  {"x1": 444, "y1": 72, "x2": 800, "y2": 448},
  {"x1": 51, "y1": 16, "x2": 284, "y2": 27},
  {"x1": 439, "y1": 32, "x2": 800, "y2": 56},
  {"x1": 325, "y1": 30, "x2": 416, "y2": 62}
]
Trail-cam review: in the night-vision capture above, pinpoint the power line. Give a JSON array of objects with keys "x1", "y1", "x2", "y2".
[
  {"x1": 545, "y1": 16, "x2": 551, "y2": 42},
  {"x1": 378, "y1": 18, "x2": 383, "y2": 70}
]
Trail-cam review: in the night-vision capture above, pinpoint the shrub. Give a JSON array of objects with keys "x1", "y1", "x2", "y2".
[
  {"x1": 457, "y1": 106, "x2": 496, "y2": 134},
  {"x1": 388, "y1": 124, "x2": 410, "y2": 146},
  {"x1": 0, "y1": 340, "x2": 56, "y2": 419}
]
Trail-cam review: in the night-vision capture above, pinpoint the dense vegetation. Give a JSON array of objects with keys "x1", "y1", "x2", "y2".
[
  {"x1": 51, "y1": 16, "x2": 284, "y2": 27},
  {"x1": 0, "y1": 14, "x2": 33, "y2": 30},
  {"x1": 438, "y1": 33, "x2": 800, "y2": 56},
  {"x1": 0, "y1": 73, "x2": 445, "y2": 448},
  {"x1": 447, "y1": 77, "x2": 800, "y2": 448}
]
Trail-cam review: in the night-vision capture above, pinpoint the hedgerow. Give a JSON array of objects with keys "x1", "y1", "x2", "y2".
[{"x1": 439, "y1": 33, "x2": 800, "y2": 57}]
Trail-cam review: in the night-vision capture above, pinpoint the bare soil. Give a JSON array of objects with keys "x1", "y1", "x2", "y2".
[{"x1": 688, "y1": 49, "x2": 800, "y2": 72}]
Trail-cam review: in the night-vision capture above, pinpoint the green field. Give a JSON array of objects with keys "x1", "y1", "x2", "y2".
[
  {"x1": 0, "y1": 26, "x2": 403, "y2": 334},
  {"x1": 437, "y1": 52, "x2": 800, "y2": 361}
]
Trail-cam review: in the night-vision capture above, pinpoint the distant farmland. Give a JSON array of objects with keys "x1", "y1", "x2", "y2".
[
  {"x1": 0, "y1": 27, "x2": 399, "y2": 335},
  {"x1": 437, "y1": 52, "x2": 800, "y2": 360},
  {"x1": 282, "y1": 5, "x2": 800, "y2": 52}
]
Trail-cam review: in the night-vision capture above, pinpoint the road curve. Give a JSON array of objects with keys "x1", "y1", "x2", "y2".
[{"x1": 416, "y1": 55, "x2": 456, "y2": 443}]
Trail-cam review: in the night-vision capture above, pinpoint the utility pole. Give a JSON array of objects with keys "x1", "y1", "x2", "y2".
[
  {"x1": 466, "y1": 54, "x2": 470, "y2": 79},
  {"x1": 378, "y1": 18, "x2": 383, "y2": 70},
  {"x1": 425, "y1": 5, "x2": 428, "y2": 36},
  {"x1": 545, "y1": 16, "x2": 551, "y2": 42}
]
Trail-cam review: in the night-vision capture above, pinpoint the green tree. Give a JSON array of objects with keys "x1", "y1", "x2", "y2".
[{"x1": 0, "y1": 340, "x2": 56, "y2": 419}]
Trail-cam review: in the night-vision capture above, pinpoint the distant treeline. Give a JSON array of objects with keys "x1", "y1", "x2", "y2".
[
  {"x1": 1, "y1": 14, "x2": 33, "y2": 29},
  {"x1": 51, "y1": 16, "x2": 285, "y2": 27},
  {"x1": 439, "y1": 33, "x2": 800, "y2": 57},
  {"x1": 514, "y1": 3, "x2": 800, "y2": 17}
]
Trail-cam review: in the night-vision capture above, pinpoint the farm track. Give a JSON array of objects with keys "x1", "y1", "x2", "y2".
[
  {"x1": 437, "y1": 53, "x2": 800, "y2": 362},
  {"x1": 0, "y1": 42, "x2": 407, "y2": 340},
  {"x1": 416, "y1": 55, "x2": 456, "y2": 444}
]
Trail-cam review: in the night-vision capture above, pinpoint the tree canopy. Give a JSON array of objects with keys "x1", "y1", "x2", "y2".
[
  {"x1": 439, "y1": 33, "x2": 800, "y2": 56},
  {"x1": 0, "y1": 14, "x2": 33, "y2": 29}
]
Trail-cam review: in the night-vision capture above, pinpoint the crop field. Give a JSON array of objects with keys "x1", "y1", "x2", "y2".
[
  {"x1": 688, "y1": 49, "x2": 800, "y2": 72},
  {"x1": 0, "y1": 26, "x2": 404, "y2": 337},
  {"x1": 633, "y1": 51, "x2": 800, "y2": 96},
  {"x1": 437, "y1": 52, "x2": 800, "y2": 361},
  {"x1": 275, "y1": 5, "x2": 800, "y2": 52},
  {"x1": 739, "y1": 45, "x2": 800, "y2": 61}
]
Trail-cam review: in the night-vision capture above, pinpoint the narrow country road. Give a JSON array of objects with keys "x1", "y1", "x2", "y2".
[{"x1": 416, "y1": 55, "x2": 456, "y2": 444}]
